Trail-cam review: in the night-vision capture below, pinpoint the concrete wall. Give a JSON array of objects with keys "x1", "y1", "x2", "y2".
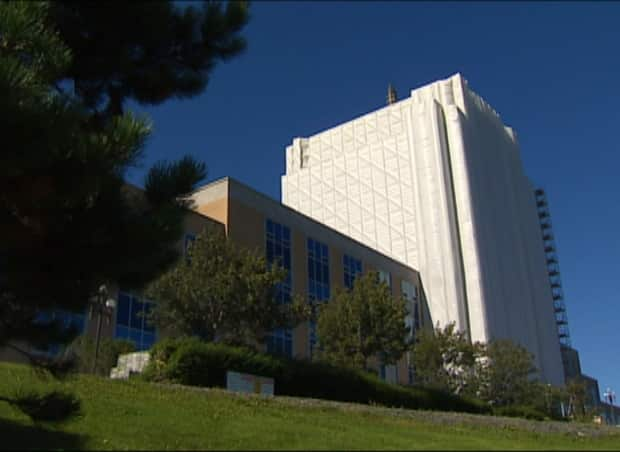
[{"x1": 282, "y1": 73, "x2": 564, "y2": 384}]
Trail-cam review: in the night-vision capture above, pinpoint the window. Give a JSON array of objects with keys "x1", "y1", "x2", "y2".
[
  {"x1": 308, "y1": 238, "x2": 330, "y2": 301},
  {"x1": 380, "y1": 364, "x2": 398, "y2": 384},
  {"x1": 184, "y1": 233, "x2": 196, "y2": 260},
  {"x1": 266, "y1": 328, "x2": 292, "y2": 357},
  {"x1": 308, "y1": 238, "x2": 330, "y2": 355},
  {"x1": 402, "y1": 281, "x2": 419, "y2": 383},
  {"x1": 343, "y1": 254, "x2": 362, "y2": 289},
  {"x1": 34, "y1": 309, "x2": 86, "y2": 355},
  {"x1": 265, "y1": 219, "x2": 293, "y2": 356},
  {"x1": 401, "y1": 281, "x2": 419, "y2": 340},
  {"x1": 378, "y1": 269, "x2": 391, "y2": 289},
  {"x1": 407, "y1": 352, "x2": 415, "y2": 385},
  {"x1": 115, "y1": 292, "x2": 156, "y2": 351}
]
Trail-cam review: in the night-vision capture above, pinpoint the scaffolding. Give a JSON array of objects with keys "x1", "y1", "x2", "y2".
[{"x1": 534, "y1": 188, "x2": 571, "y2": 347}]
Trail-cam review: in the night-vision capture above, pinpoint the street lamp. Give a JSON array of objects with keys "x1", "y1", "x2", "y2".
[
  {"x1": 90, "y1": 284, "x2": 117, "y2": 374},
  {"x1": 603, "y1": 387, "x2": 616, "y2": 425}
]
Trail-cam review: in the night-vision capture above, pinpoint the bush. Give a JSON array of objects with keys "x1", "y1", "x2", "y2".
[
  {"x1": 6, "y1": 389, "x2": 82, "y2": 423},
  {"x1": 493, "y1": 404, "x2": 548, "y2": 421},
  {"x1": 69, "y1": 336, "x2": 136, "y2": 376},
  {"x1": 142, "y1": 337, "x2": 490, "y2": 415}
]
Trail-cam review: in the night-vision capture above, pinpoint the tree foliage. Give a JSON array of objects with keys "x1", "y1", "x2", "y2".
[
  {"x1": 146, "y1": 227, "x2": 310, "y2": 348},
  {"x1": 412, "y1": 322, "x2": 481, "y2": 396},
  {"x1": 0, "y1": 1, "x2": 249, "y2": 366},
  {"x1": 475, "y1": 339, "x2": 538, "y2": 407},
  {"x1": 50, "y1": 0, "x2": 249, "y2": 119},
  {"x1": 412, "y1": 323, "x2": 540, "y2": 407},
  {"x1": 316, "y1": 272, "x2": 409, "y2": 370}
]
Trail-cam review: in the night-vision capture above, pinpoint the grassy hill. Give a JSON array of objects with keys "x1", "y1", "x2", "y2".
[{"x1": 1, "y1": 363, "x2": 618, "y2": 450}]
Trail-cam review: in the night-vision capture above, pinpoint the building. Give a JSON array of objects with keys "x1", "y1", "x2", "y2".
[
  {"x1": 1, "y1": 178, "x2": 429, "y2": 386},
  {"x1": 188, "y1": 177, "x2": 429, "y2": 383},
  {"x1": 281, "y1": 73, "x2": 564, "y2": 384}
]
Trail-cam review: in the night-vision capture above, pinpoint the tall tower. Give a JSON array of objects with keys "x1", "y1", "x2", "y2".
[{"x1": 281, "y1": 73, "x2": 565, "y2": 384}]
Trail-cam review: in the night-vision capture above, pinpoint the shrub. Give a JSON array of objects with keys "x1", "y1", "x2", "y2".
[
  {"x1": 69, "y1": 336, "x2": 136, "y2": 376},
  {"x1": 493, "y1": 404, "x2": 548, "y2": 421},
  {"x1": 143, "y1": 338, "x2": 490, "y2": 415},
  {"x1": 5, "y1": 389, "x2": 82, "y2": 423}
]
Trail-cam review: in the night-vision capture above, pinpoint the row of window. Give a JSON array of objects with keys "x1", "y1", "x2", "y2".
[
  {"x1": 265, "y1": 219, "x2": 293, "y2": 355},
  {"x1": 115, "y1": 292, "x2": 156, "y2": 351},
  {"x1": 114, "y1": 219, "x2": 422, "y2": 362},
  {"x1": 34, "y1": 309, "x2": 87, "y2": 355},
  {"x1": 265, "y1": 218, "x2": 422, "y2": 362}
]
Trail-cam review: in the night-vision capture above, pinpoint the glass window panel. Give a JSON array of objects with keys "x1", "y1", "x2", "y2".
[
  {"x1": 141, "y1": 332, "x2": 156, "y2": 351},
  {"x1": 283, "y1": 227, "x2": 290, "y2": 242},
  {"x1": 285, "y1": 340, "x2": 292, "y2": 357},
  {"x1": 117, "y1": 292, "x2": 131, "y2": 326},
  {"x1": 143, "y1": 304, "x2": 155, "y2": 333},
  {"x1": 275, "y1": 223, "x2": 282, "y2": 241},
  {"x1": 115, "y1": 325, "x2": 129, "y2": 340},
  {"x1": 71, "y1": 315, "x2": 86, "y2": 334},
  {"x1": 267, "y1": 219, "x2": 273, "y2": 234},
  {"x1": 130, "y1": 300, "x2": 144, "y2": 329},
  {"x1": 266, "y1": 243, "x2": 274, "y2": 263},
  {"x1": 35, "y1": 311, "x2": 52, "y2": 323},
  {"x1": 129, "y1": 329, "x2": 142, "y2": 346}
]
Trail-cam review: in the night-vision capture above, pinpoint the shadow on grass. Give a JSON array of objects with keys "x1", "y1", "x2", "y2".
[{"x1": 0, "y1": 418, "x2": 87, "y2": 450}]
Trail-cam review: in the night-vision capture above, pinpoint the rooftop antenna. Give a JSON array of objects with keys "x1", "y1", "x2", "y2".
[{"x1": 387, "y1": 83, "x2": 397, "y2": 105}]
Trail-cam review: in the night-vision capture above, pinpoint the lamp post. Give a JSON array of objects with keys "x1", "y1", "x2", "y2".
[
  {"x1": 90, "y1": 284, "x2": 117, "y2": 374},
  {"x1": 603, "y1": 387, "x2": 616, "y2": 425}
]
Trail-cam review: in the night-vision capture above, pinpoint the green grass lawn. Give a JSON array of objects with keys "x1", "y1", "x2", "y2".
[{"x1": 1, "y1": 363, "x2": 618, "y2": 450}]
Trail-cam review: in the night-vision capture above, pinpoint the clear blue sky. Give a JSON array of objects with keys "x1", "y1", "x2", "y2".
[{"x1": 127, "y1": 1, "x2": 620, "y2": 399}]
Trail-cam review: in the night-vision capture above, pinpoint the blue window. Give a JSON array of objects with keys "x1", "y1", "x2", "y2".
[
  {"x1": 184, "y1": 233, "x2": 196, "y2": 261},
  {"x1": 265, "y1": 327, "x2": 293, "y2": 357},
  {"x1": 401, "y1": 280, "x2": 419, "y2": 342},
  {"x1": 264, "y1": 219, "x2": 293, "y2": 357},
  {"x1": 378, "y1": 270, "x2": 392, "y2": 290},
  {"x1": 343, "y1": 254, "x2": 362, "y2": 289},
  {"x1": 114, "y1": 292, "x2": 156, "y2": 351},
  {"x1": 34, "y1": 309, "x2": 86, "y2": 356},
  {"x1": 307, "y1": 237, "x2": 330, "y2": 356}
]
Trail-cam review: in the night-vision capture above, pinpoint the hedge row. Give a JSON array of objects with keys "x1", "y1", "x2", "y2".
[{"x1": 142, "y1": 337, "x2": 490, "y2": 415}]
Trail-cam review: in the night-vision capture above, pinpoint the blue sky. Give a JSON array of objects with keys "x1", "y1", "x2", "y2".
[{"x1": 127, "y1": 1, "x2": 620, "y2": 399}]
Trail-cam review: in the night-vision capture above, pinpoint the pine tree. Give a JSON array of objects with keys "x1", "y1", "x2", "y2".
[{"x1": 0, "y1": 1, "x2": 249, "y2": 370}]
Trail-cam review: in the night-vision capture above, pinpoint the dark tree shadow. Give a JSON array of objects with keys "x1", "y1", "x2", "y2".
[{"x1": 0, "y1": 418, "x2": 87, "y2": 450}]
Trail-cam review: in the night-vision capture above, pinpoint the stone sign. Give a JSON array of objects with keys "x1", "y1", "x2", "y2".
[{"x1": 226, "y1": 370, "x2": 274, "y2": 396}]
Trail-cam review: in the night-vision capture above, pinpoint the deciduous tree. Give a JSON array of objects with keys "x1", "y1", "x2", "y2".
[
  {"x1": 316, "y1": 272, "x2": 409, "y2": 370},
  {"x1": 146, "y1": 227, "x2": 309, "y2": 348},
  {"x1": 473, "y1": 339, "x2": 538, "y2": 407},
  {"x1": 411, "y1": 322, "x2": 480, "y2": 396}
]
